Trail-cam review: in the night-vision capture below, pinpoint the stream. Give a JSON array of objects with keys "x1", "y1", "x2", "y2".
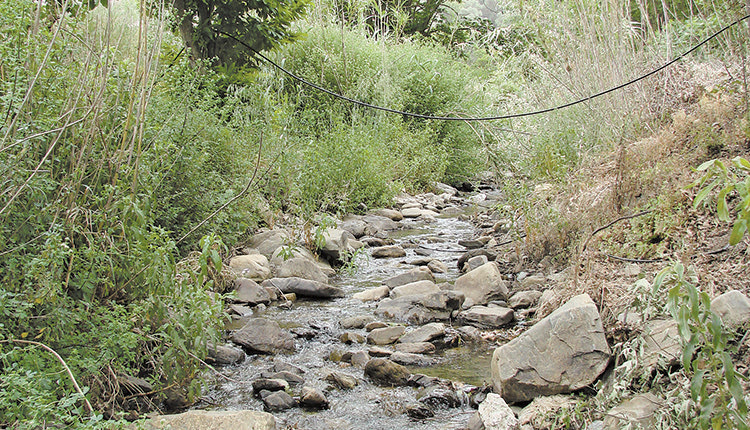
[{"x1": 199, "y1": 196, "x2": 506, "y2": 429}]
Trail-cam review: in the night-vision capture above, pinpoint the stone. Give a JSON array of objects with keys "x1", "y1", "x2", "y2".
[
  {"x1": 454, "y1": 263, "x2": 509, "y2": 308},
  {"x1": 367, "y1": 325, "x2": 406, "y2": 345},
  {"x1": 273, "y1": 361, "x2": 305, "y2": 375},
  {"x1": 339, "y1": 332, "x2": 366, "y2": 344},
  {"x1": 365, "y1": 321, "x2": 388, "y2": 331},
  {"x1": 231, "y1": 318, "x2": 296, "y2": 354},
  {"x1": 300, "y1": 385, "x2": 329, "y2": 409},
  {"x1": 711, "y1": 290, "x2": 750, "y2": 328},
  {"x1": 339, "y1": 315, "x2": 375, "y2": 329},
  {"x1": 270, "y1": 246, "x2": 335, "y2": 276},
  {"x1": 390, "y1": 280, "x2": 440, "y2": 299},
  {"x1": 460, "y1": 239, "x2": 485, "y2": 250},
  {"x1": 252, "y1": 378, "x2": 289, "y2": 393},
  {"x1": 417, "y1": 385, "x2": 461, "y2": 409},
  {"x1": 376, "y1": 292, "x2": 463, "y2": 325},
  {"x1": 232, "y1": 279, "x2": 271, "y2": 305},
  {"x1": 371, "y1": 245, "x2": 407, "y2": 258},
  {"x1": 368, "y1": 346, "x2": 393, "y2": 357},
  {"x1": 275, "y1": 257, "x2": 329, "y2": 284},
  {"x1": 405, "y1": 403, "x2": 435, "y2": 419},
  {"x1": 262, "y1": 391, "x2": 297, "y2": 412},
  {"x1": 364, "y1": 358, "x2": 411, "y2": 386},
  {"x1": 458, "y1": 249, "x2": 498, "y2": 271},
  {"x1": 465, "y1": 255, "x2": 489, "y2": 272},
  {"x1": 519, "y1": 275, "x2": 545, "y2": 290},
  {"x1": 247, "y1": 230, "x2": 290, "y2": 259},
  {"x1": 324, "y1": 371, "x2": 358, "y2": 390},
  {"x1": 117, "y1": 375, "x2": 152, "y2": 396},
  {"x1": 206, "y1": 344, "x2": 245, "y2": 366},
  {"x1": 340, "y1": 219, "x2": 367, "y2": 238},
  {"x1": 141, "y1": 410, "x2": 275, "y2": 430},
  {"x1": 229, "y1": 304, "x2": 253, "y2": 316},
  {"x1": 264, "y1": 371, "x2": 305, "y2": 386},
  {"x1": 427, "y1": 260, "x2": 448, "y2": 274},
  {"x1": 408, "y1": 374, "x2": 441, "y2": 388},
  {"x1": 395, "y1": 342, "x2": 436, "y2": 355},
  {"x1": 475, "y1": 393, "x2": 520, "y2": 430},
  {"x1": 491, "y1": 294, "x2": 610, "y2": 403},
  {"x1": 398, "y1": 322, "x2": 446, "y2": 344},
  {"x1": 459, "y1": 306, "x2": 514, "y2": 329},
  {"x1": 384, "y1": 267, "x2": 435, "y2": 289},
  {"x1": 352, "y1": 285, "x2": 390, "y2": 302},
  {"x1": 229, "y1": 254, "x2": 272, "y2": 282},
  {"x1": 361, "y1": 237, "x2": 387, "y2": 247},
  {"x1": 261, "y1": 277, "x2": 344, "y2": 299},
  {"x1": 508, "y1": 291, "x2": 543, "y2": 309},
  {"x1": 362, "y1": 214, "x2": 400, "y2": 234},
  {"x1": 318, "y1": 228, "x2": 356, "y2": 263},
  {"x1": 641, "y1": 319, "x2": 681, "y2": 369},
  {"x1": 372, "y1": 208, "x2": 403, "y2": 221},
  {"x1": 351, "y1": 350, "x2": 370, "y2": 368},
  {"x1": 603, "y1": 393, "x2": 663, "y2": 429},
  {"x1": 390, "y1": 351, "x2": 432, "y2": 366},
  {"x1": 518, "y1": 395, "x2": 576, "y2": 427},
  {"x1": 402, "y1": 207, "x2": 424, "y2": 218}
]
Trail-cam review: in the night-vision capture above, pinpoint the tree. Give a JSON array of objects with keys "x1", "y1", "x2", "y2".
[{"x1": 170, "y1": 0, "x2": 308, "y2": 66}]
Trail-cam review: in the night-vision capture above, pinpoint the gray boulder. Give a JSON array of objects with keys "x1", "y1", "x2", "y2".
[
  {"x1": 367, "y1": 325, "x2": 406, "y2": 345},
  {"x1": 364, "y1": 358, "x2": 411, "y2": 386},
  {"x1": 324, "y1": 371, "x2": 358, "y2": 390},
  {"x1": 318, "y1": 228, "x2": 356, "y2": 263},
  {"x1": 459, "y1": 306, "x2": 514, "y2": 329},
  {"x1": 417, "y1": 385, "x2": 461, "y2": 409},
  {"x1": 376, "y1": 291, "x2": 464, "y2": 325},
  {"x1": 339, "y1": 315, "x2": 375, "y2": 329},
  {"x1": 262, "y1": 277, "x2": 344, "y2": 299},
  {"x1": 262, "y1": 391, "x2": 296, "y2": 412},
  {"x1": 390, "y1": 351, "x2": 432, "y2": 366},
  {"x1": 231, "y1": 318, "x2": 296, "y2": 354},
  {"x1": 270, "y1": 246, "x2": 335, "y2": 276},
  {"x1": 398, "y1": 322, "x2": 446, "y2": 344},
  {"x1": 508, "y1": 291, "x2": 543, "y2": 309},
  {"x1": 491, "y1": 294, "x2": 610, "y2": 403},
  {"x1": 427, "y1": 260, "x2": 448, "y2": 274},
  {"x1": 395, "y1": 342, "x2": 436, "y2": 355},
  {"x1": 362, "y1": 214, "x2": 400, "y2": 234},
  {"x1": 275, "y1": 257, "x2": 329, "y2": 284},
  {"x1": 372, "y1": 245, "x2": 407, "y2": 258},
  {"x1": 711, "y1": 290, "x2": 750, "y2": 328},
  {"x1": 371, "y1": 209, "x2": 403, "y2": 222},
  {"x1": 232, "y1": 279, "x2": 271, "y2": 305},
  {"x1": 340, "y1": 219, "x2": 367, "y2": 238},
  {"x1": 641, "y1": 319, "x2": 681, "y2": 369},
  {"x1": 391, "y1": 280, "x2": 440, "y2": 299},
  {"x1": 207, "y1": 344, "x2": 245, "y2": 366},
  {"x1": 454, "y1": 263, "x2": 509, "y2": 308},
  {"x1": 385, "y1": 267, "x2": 435, "y2": 289},
  {"x1": 247, "y1": 230, "x2": 290, "y2": 259},
  {"x1": 140, "y1": 410, "x2": 275, "y2": 430}
]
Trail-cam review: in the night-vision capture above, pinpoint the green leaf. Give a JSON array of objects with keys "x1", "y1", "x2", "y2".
[
  {"x1": 716, "y1": 186, "x2": 733, "y2": 221},
  {"x1": 683, "y1": 337, "x2": 698, "y2": 370},
  {"x1": 696, "y1": 160, "x2": 716, "y2": 171},
  {"x1": 729, "y1": 219, "x2": 748, "y2": 246},
  {"x1": 691, "y1": 368, "x2": 707, "y2": 400}
]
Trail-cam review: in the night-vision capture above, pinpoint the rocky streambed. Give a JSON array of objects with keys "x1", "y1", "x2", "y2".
[{"x1": 145, "y1": 182, "x2": 750, "y2": 430}]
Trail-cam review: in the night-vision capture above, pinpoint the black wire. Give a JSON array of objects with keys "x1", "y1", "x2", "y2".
[{"x1": 218, "y1": 13, "x2": 750, "y2": 122}]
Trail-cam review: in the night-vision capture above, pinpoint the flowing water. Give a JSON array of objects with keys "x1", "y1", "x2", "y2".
[{"x1": 199, "y1": 207, "x2": 502, "y2": 429}]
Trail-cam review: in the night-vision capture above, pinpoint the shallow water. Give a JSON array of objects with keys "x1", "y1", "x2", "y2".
[{"x1": 199, "y1": 211, "x2": 503, "y2": 429}]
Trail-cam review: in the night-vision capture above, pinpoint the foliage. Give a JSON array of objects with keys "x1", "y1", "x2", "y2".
[
  {"x1": 168, "y1": 0, "x2": 308, "y2": 66},
  {"x1": 653, "y1": 262, "x2": 748, "y2": 430},
  {"x1": 691, "y1": 156, "x2": 750, "y2": 245}
]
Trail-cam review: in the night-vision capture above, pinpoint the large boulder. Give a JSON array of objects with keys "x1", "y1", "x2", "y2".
[
  {"x1": 390, "y1": 280, "x2": 440, "y2": 299},
  {"x1": 491, "y1": 294, "x2": 610, "y2": 403},
  {"x1": 229, "y1": 254, "x2": 272, "y2": 281},
  {"x1": 275, "y1": 257, "x2": 329, "y2": 284},
  {"x1": 711, "y1": 290, "x2": 750, "y2": 328},
  {"x1": 364, "y1": 358, "x2": 411, "y2": 386},
  {"x1": 262, "y1": 277, "x2": 344, "y2": 299},
  {"x1": 269, "y1": 246, "x2": 335, "y2": 276},
  {"x1": 141, "y1": 410, "x2": 276, "y2": 430},
  {"x1": 232, "y1": 279, "x2": 271, "y2": 305},
  {"x1": 454, "y1": 263, "x2": 509, "y2": 308},
  {"x1": 384, "y1": 267, "x2": 435, "y2": 289},
  {"x1": 376, "y1": 291, "x2": 464, "y2": 325},
  {"x1": 231, "y1": 318, "x2": 296, "y2": 354},
  {"x1": 459, "y1": 306, "x2": 514, "y2": 329}
]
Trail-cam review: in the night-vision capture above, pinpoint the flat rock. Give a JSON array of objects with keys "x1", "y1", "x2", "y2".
[
  {"x1": 252, "y1": 378, "x2": 289, "y2": 393},
  {"x1": 324, "y1": 371, "x2": 358, "y2": 390},
  {"x1": 491, "y1": 294, "x2": 610, "y2": 403},
  {"x1": 372, "y1": 245, "x2": 407, "y2": 258},
  {"x1": 454, "y1": 263, "x2": 509, "y2": 308},
  {"x1": 711, "y1": 290, "x2": 750, "y2": 328},
  {"x1": 351, "y1": 350, "x2": 370, "y2": 368},
  {"x1": 390, "y1": 351, "x2": 432, "y2": 366},
  {"x1": 391, "y1": 280, "x2": 440, "y2": 299},
  {"x1": 231, "y1": 318, "x2": 296, "y2": 354},
  {"x1": 364, "y1": 358, "x2": 411, "y2": 386},
  {"x1": 427, "y1": 260, "x2": 448, "y2": 273},
  {"x1": 398, "y1": 322, "x2": 446, "y2": 344},
  {"x1": 376, "y1": 291, "x2": 463, "y2": 325},
  {"x1": 339, "y1": 315, "x2": 375, "y2": 329},
  {"x1": 262, "y1": 277, "x2": 344, "y2": 299},
  {"x1": 603, "y1": 393, "x2": 663, "y2": 429},
  {"x1": 275, "y1": 257, "x2": 329, "y2": 284},
  {"x1": 140, "y1": 410, "x2": 275, "y2": 430},
  {"x1": 372, "y1": 208, "x2": 403, "y2": 221},
  {"x1": 384, "y1": 267, "x2": 435, "y2": 289},
  {"x1": 395, "y1": 342, "x2": 436, "y2": 355},
  {"x1": 367, "y1": 325, "x2": 406, "y2": 345},
  {"x1": 459, "y1": 306, "x2": 514, "y2": 329},
  {"x1": 247, "y1": 230, "x2": 290, "y2": 259},
  {"x1": 641, "y1": 319, "x2": 681, "y2": 369},
  {"x1": 352, "y1": 285, "x2": 390, "y2": 302},
  {"x1": 339, "y1": 332, "x2": 366, "y2": 344}
]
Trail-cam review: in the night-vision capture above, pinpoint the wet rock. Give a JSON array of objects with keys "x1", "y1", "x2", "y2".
[
  {"x1": 454, "y1": 263, "x2": 509, "y2": 308},
  {"x1": 368, "y1": 346, "x2": 393, "y2": 357},
  {"x1": 252, "y1": 378, "x2": 289, "y2": 393},
  {"x1": 300, "y1": 385, "x2": 329, "y2": 409},
  {"x1": 491, "y1": 294, "x2": 610, "y2": 403},
  {"x1": 262, "y1": 277, "x2": 344, "y2": 299},
  {"x1": 376, "y1": 291, "x2": 463, "y2": 325},
  {"x1": 372, "y1": 209, "x2": 403, "y2": 222},
  {"x1": 402, "y1": 207, "x2": 425, "y2": 218},
  {"x1": 140, "y1": 410, "x2": 275, "y2": 430},
  {"x1": 395, "y1": 342, "x2": 436, "y2": 355},
  {"x1": 473, "y1": 393, "x2": 519, "y2": 430},
  {"x1": 367, "y1": 325, "x2": 406, "y2": 345},
  {"x1": 352, "y1": 285, "x2": 390, "y2": 302},
  {"x1": 457, "y1": 326, "x2": 482, "y2": 342},
  {"x1": 276, "y1": 257, "x2": 329, "y2": 284},
  {"x1": 459, "y1": 239, "x2": 485, "y2": 249},
  {"x1": 270, "y1": 246, "x2": 335, "y2": 276},
  {"x1": 361, "y1": 237, "x2": 387, "y2": 247},
  {"x1": 340, "y1": 219, "x2": 367, "y2": 238},
  {"x1": 405, "y1": 403, "x2": 434, "y2": 419},
  {"x1": 372, "y1": 245, "x2": 407, "y2": 258},
  {"x1": 508, "y1": 291, "x2": 542, "y2": 309},
  {"x1": 263, "y1": 391, "x2": 297, "y2": 412},
  {"x1": 263, "y1": 371, "x2": 305, "y2": 386},
  {"x1": 339, "y1": 315, "x2": 375, "y2": 329},
  {"x1": 391, "y1": 280, "x2": 440, "y2": 299},
  {"x1": 427, "y1": 260, "x2": 448, "y2": 274},
  {"x1": 339, "y1": 332, "x2": 366, "y2": 344},
  {"x1": 231, "y1": 318, "x2": 296, "y2": 354},
  {"x1": 417, "y1": 385, "x2": 461, "y2": 409},
  {"x1": 229, "y1": 254, "x2": 272, "y2": 281},
  {"x1": 603, "y1": 393, "x2": 663, "y2": 429},
  {"x1": 459, "y1": 306, "x2": 514, "y2": 329},
  {"x1": 232, "y1": 278, "x2": 271, "y2": 305},
  {"x1": 365, "y1": 358, "x2": 411, "y2": 386},
  {"x1": 641, "y1": 319, "x2": 681, "y2": 369},
  {"x1": 228, "y1": 304, "x2": 253, "y2": 316},
  {"x1": 384, "y1": 267, "x2": 435, "y2": 289},
  {"x1": 273, "y1": 361, "x2": 305, "y2": 375},
  {"x1": 351, "y1": 351, "x2": 370, "y2": 368},
  {"x1": 711, "y1": 290, "x2": 750, "y2": 328},
  {"x1": 365, "y1": 321, "x2": 389, "y2": 331},
  {"x1": 206, "y1": 344, "x2": 245, "y2": 366},
  {"x1": 408, "y1": 374, "x2": 441, "y2": 388},
  {"x1": 457, "y1": 249, "x2": 498, "y2": 271},
  {"x1": 390, "y1": 351, "x2": 432, "y2": 366},
  {"x1": 290, "y1": 326, "x2": 317, "y2": 339},
  {"x1": 398, "y1": 322, "x2": 446, "y2": 344},
  {"x1": 324, "y1": 371, "x2": 358, "y2": 390}
]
